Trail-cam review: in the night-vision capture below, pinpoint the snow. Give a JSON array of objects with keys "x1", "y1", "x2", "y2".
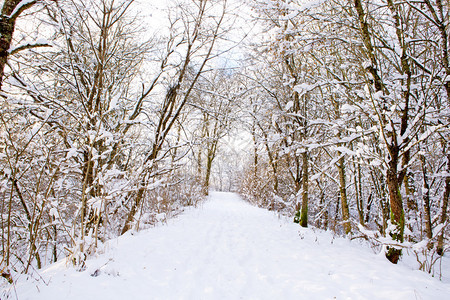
[
  {"x1": 335, "y1": 146, "x2": 357, "y2": 156},
  {"x1": 7, "y1": 192, "x2": 450, "y2": 299},
  {"x1": 341, "y1": 103, "x2": 357, "y2": 114},
  {"x1": 48, "y1": 207, "x2": 58, "y2": 218},
  {"x1": 7, "y1": 0, "x2": 35, "y2": 18},
  {"x1": 8, "y1": 39, "x2": 50, "y2": 54},
  {"x1": 284, "y1": 100, "x2": 294, "y2": 111},
  {"x1": 66, "y1": 148, "x2": 78, "y2": 159},
  {"x1": 294, "y1": 83, "x2": 316, "y2": 95},
  {"x1": 297, "y1": 0, "x2": 327, "y2": 11}
]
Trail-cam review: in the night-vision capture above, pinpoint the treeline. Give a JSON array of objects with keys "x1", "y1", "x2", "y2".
[
  {"x1": 1, "y1": 0, "x2": 448, "y2": 286},
  {"x1": 0, "y1": 0, "x2": 239, "y2": 283},
  {"x1": 237, "y1": 0, "x2": 449, "y2": 270}
]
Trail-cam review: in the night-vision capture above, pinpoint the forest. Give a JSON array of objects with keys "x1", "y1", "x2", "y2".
[{"x1": 0, "y1": 0, "x2": 449, "y2": 284}]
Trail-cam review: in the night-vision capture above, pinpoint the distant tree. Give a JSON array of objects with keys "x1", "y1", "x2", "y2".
[
  {"x1": 121, "y1": 0, "x2": 229, "y2": 234},
  {"x1": 190, "y1": 69, "x2": 240, "y2": 195}
]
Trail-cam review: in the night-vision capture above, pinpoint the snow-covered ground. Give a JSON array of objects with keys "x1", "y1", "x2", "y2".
[{"x1": 5, "y1": 192, "x2": 450, "y2": 299}]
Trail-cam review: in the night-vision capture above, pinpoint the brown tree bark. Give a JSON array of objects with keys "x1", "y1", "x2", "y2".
[
  {"x1": 337, "y1": 155, "x2": 351, "y2": 234},
  {"x1": 355, "y1": 162, "x2": 365, "y2": 225},
  {"x1": 0, "y1": 0, "x2": 38, "y2": 89},
  {"x1": 333, "y1": 97, "x2": 351, "y2": 234},
  {"x1": 437, "y1": 152, "x2": 450, "y2": 255},
  {"x1": 385, "y1": 149, "x2": 404, "y2": 264},
  {"x1": 420, "y1": 154, "x2": 433, "y2": 240},
  {"x1": 204, "y1": 139, "x2": 218, "y2": 196},
  {"x1": 299, "y1": 151, "x2": 309, "y2": 227}
]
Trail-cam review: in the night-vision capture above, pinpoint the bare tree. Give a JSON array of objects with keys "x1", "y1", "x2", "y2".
[{"x1": 121, "y1": 0, "x2": 228, "y2": 234}]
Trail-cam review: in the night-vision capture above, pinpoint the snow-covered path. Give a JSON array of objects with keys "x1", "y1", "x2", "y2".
[{"x1": 10, "y1": 192, "x2": 450, "y2": 299}]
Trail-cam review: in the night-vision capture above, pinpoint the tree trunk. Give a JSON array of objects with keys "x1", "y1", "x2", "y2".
[
  {"x1": 371, "y1": 170, "x2": 389, "y2": 235},
  {"x1": 334, "y1": 193, "x2": 340, "y2": 233},
  {"x1": 0, "y1": 0, "x2": 38, "y2": 89},
  {"x1": 437, "y1": 152, "x2": 450, "y2": 255},
  {"x1": 299, "y1": 151, "x2": 309, "y2": 227},
  {"x1": 337, "y1": 154, "x2": 351, "y2": 234},
  {"x1": 404, "y1": 173, "x2": 417, "y2": 212},
  {"x1": 385, "y1": 153, "x2": 405, "y2": 264},
  {"x1": 204, "y1": 150, "x2": 214, "y2": 196},
  {"x1": 121, "y1": 178, "x2": 146, "y2": 235},
  {"x1": 252, "y1": 122, "x2": 258, "y2": 178},
  {"x1": 420, "y1": 154, "x2": 433, "y2": 240},
  {"x1": 261, "y1": 130, "x2": 278, "y2": 193},
  {"x1": 355, "y1": 162, "x2": 365, "y2": 225},
  {"x1": 0, "y1": 1, "x2": 21, "y2": 88},
  {"x1": 197, "y1": 147, "x2": 202, "y2": 181},
  {"x1": 365, "y1": 193, "x2": 373, "y2": 224}
]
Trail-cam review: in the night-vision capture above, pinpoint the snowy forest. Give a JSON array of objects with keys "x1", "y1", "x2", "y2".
[{"x1": 0, "y1": 0, "x2": 449, "y2": 287}]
